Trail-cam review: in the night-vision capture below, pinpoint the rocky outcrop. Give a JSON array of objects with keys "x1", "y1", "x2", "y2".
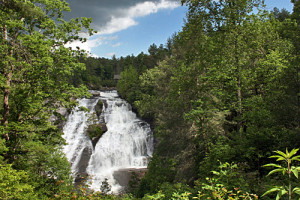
[
  {"x1": 50, "y1": 107, "x2": 69, "y2": 130},
  {"x1": 99, "y1": 122, "x2": 107, "y2": 132},
  {"x1": 87, "y1": 122, "x2": 108, "y2": 148},
  {"x1": 74, "y1": 146, "x2": 93, "y2": 185},
  {"x1": 89, "y1": 90, "x2": 101, "y2": 97},
  {"x1": 113, "y1": 168, "x2": 148, "y2": 193}
]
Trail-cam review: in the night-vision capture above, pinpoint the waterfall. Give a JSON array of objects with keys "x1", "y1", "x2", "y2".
[
  {"x1": 62, "y1": 98, "x2": 96, "y2": 175},
  {"x1": 62, "y1": 90, "x2": 153, "y2": 193}
]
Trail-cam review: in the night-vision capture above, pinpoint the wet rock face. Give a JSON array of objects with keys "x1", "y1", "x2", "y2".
[
  {"x1": 74, "y1": 146, "x2": 93, "y2": 185},
  {"x1": 99, "y1": 122, "x2": 107, "y2": 132},
  {"x1": 113, "y1": 168, "x2": 148, "y2": 193},
  {"x1": 50, "y1": 107, "x2": 69, "y2": 129},
  {"x1": 77, "y1": 147, "x2": 93, "y2": 174},
  {"x1": 91, "y1": 136, "x2": 100, "y2": 149}
]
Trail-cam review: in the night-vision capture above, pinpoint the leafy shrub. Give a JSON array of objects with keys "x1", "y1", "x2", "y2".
[
  {"x1": 95, "y1": 100, "x2": 103, "y2": 118},
  {"x1": 0, "y1": 164, "x2": 37, "y2": 200},
  {"x1": 86, "y1": 124, "x2": 103, "y2": 139}
]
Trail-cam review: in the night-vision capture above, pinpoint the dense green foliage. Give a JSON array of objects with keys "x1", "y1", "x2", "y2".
[
  {"x1": 116, "y1": 0, "x2": 300, "y2": 199},
  {"x1": 0, "y1": 0, "x2": 92, "y2": 198},
  {"x1": 95, "y1": 100, "x2": 103, "y2": 118},
  {"x1": 86, "y1": 124, "x2": 103, "y2": 139},
  {"x1": 70, "y1": 57, "x2": 115, "y2": 89}
]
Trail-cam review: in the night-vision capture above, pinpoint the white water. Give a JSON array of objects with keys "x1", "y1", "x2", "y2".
[
  {"x1": 62, "y1": 90, "x2": 153, "y2": 193},
  {"x1": 62, "y1": 98, "x2": 96, "y2": 174}
]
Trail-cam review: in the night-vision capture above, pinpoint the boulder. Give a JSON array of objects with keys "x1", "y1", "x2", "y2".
[
  {"x1": 113, "y1": 168, "x2": 148, "y2": 193},
  {"x1": 99, "y1": 122, "x2": 108, "y2": 133},
  {"x1": 91, "y1": 136, "x2": 101, "y2": 148},
  {"x1": 89, "y1": 91, "x2": 101, "y2": 97},
  {"x1": 50, "y1": 107, "x2": 69, "y2": 129}
]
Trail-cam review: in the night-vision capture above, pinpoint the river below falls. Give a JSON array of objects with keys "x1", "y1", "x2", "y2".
[{"x1": 62, "y1": 90, "x2": 153, "y2": 193}]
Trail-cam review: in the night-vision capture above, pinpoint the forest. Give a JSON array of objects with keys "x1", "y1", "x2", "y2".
[{"x1": 0, "y1": 0, "x2": 300, "y2": 199}]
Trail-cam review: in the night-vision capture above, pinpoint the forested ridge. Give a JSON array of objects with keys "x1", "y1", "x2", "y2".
[
  {"x1": 117, "y1": 0, "x2": 300, "y2": 199},
  {"x1": 0, "y1": 0, "x2": 300, "y2": 199}
]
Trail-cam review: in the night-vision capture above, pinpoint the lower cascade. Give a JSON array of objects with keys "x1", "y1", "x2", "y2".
[{"x1": 62, "y1": 90, "x2": 153, "y2": 193}]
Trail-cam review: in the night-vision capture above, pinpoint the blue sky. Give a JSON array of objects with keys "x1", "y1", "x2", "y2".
[
  {"x1": 65, "y1": 0, "x2": 294, "y2": 58},
  {"x1": 92, "y1": 6, "x2": 188, "y2": 58}
]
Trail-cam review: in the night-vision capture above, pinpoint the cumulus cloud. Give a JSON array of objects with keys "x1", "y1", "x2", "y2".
[
  {"x1": 97, "y1": 0, "x2": 180, "y2": 34},
  {"x1": 65, "y1": 0, "x2": 180, "y2": 28},
  {"x1": 99, "y1": 17, "x2": 138, "y2": 35},
  {"x1": 65, "y1": 37, "x2": 103, "y2": 52},
  {"x1": 64, "y1": 0, "x2": 180, "y2": 55}
]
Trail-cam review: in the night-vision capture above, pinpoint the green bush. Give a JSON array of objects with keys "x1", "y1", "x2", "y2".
[
  {"x1": 86, "y1": 124, "x2": 103, "y2": 139},
  {"x1": 95, "y1": 100, "x2": 103, "y2": 118},
  {"x1": 0, "y1": 164, "x2": 37, "y2": 200}
]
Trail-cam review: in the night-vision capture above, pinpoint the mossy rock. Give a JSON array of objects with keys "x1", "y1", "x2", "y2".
[
  {"x1": 86, "y1": 124, "x2": 103, "y2": 139},
  {"x1": 95, "y1": 100, "x2": 103, "y2": 118}
]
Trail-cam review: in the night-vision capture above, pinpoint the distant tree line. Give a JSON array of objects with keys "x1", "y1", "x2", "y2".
[{"x1": 71, "y1": 39, "x2": 174, "y2": 90}]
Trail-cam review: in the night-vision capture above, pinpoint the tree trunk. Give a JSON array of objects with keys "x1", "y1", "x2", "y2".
[
  {"x1": 2, "y1": 72, "x2": 12, "y2": 127},
  {"x1": 1, "y1": 22, "x2": 11, "y2": 141},
  {"x1": 234, "y1": 27, "x2": 243, "y2": 135}
]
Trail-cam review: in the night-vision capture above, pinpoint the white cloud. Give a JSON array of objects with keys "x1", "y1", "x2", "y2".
[
  {"x1": 112, "y1": 42, "x2": 121, "y2": 47},
  {"x1": 65, "y1": 37, "x2": 103, "y2": 53},
  {"x1": 65, "y1": 0, "x2": 180, "y2": 56},
  {"x1": 65, "y1": 35, "x2": 119, "y2": 55},
  {"x1": 99, "y1": 17, "x2": 138, "y2": 35},
  {"x1": 128, "y1": 0, "x2": 179, "y2": 17},
  {"x1": 98, "y1": 0, "x2": 180, "y2": 35}
]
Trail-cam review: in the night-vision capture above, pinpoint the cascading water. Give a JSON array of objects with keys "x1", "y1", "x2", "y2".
[
  {"x1": 62, "y1": 90, "x2": 153, "y2": 193},
  {"x1": 62, "y1": 98, "x2": 97, "y2": 176}
]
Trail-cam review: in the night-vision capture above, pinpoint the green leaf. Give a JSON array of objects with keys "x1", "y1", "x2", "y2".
[
  {"x1": 263, "y1": 163, "x2": 282, "y2": 168},
  {"x1": 267, "y1": 168, "x2": 284, "y2": 176},
  {"x1": 292, "y1": 167, "x2": 299, "y2": 178},
  {"x1": 262, "y1": 187, "x2": 282, "y2": 197},
  {"x1": 292, "y1": 187, "x2": 300, "y2": 195},
  {"x1": 289, "y1": 148, "x2": 299, "y2": 157},
  {"x1": 276, "y1": 189, "x2": 288, "y2": 200},
  {"x1": 274, "y1": 150, "x2": 287, "y2": 158},
  {"x1": 282, "y1": 168, "x2": 287, "y2": 175},
  {"x1": 295, "y1": 167, "x2": 300, "y2": 171},
  {"x1": 270, "y1": 155, "x2": 286, "y2": 161},
  {"x1": 211, "y1": 171, "x2": 220, "y2": 175},
  {"x1": 291, "y1": 155, "x2": 300, "y2": 161}
]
